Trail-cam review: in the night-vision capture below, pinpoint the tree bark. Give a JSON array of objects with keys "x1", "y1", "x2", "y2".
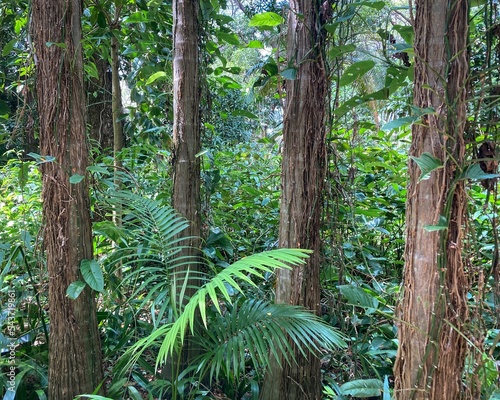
[
  {"x1": 86, "y1": 57, "x2": 114, "y2": 154},
  {"x1": 32, "y1": 0, "x2": 105, "y2": 398},
  {"x1": 393, "y1": 0, "x2": 469, "y2": 397},
  {"x1": 261, "y1": 1, "x2": 327, "y2": 399},
  {"x1": 169, "y1": 0, "x2": 202, "y2": 379}
]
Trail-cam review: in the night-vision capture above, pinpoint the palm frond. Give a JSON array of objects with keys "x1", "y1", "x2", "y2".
[
  {"x1": 118, "y1": 248, "x2": 311, "y2": 371},
  {"x1": 155, "y1": 249, "x2": 312, "y2": 366},
  {"x1": 195, "y1": 300, "x2": 347, "y2": 382},
  {"x1": 101, "y1": 191, "x2": 203, "y2": 315}
]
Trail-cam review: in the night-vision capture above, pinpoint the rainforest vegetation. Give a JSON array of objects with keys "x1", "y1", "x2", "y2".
[{"x1": 1, "y1": 0, "x2": 500, "y2": 399}]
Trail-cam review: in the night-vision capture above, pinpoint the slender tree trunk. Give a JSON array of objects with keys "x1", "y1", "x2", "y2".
[
  {"x1": 393, "y1": 0, "x2": 469, "y2": 397},
  {"x1": 86, "y1": 57, "x2": 114, "y2": 154},
  {"x1": 32, "y1": 0, "x2": 105, "y2": 398},
  {"x1": 111, "y1": 31, "x2": 124, "y2": 278},
  {"x1": 261, "y1": 1, "x2": 327, "y2": 399},
  {"x1": 169, "y1": 0, "x2": 202, "y2": 378}
]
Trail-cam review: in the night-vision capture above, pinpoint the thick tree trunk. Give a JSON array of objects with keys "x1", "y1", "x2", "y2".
[
  {"x1": 393, "y1": 0, "x2": 469, "y2": 397},
  {"x1": 169, "y1": 0, "x2": 202, "y2": 378},
  {"x1": 32, "y1": 0, "x2": 105, "y2": 398},
  {"x1": 261, "y1": 1, "x2": 327, "y2": 399}
]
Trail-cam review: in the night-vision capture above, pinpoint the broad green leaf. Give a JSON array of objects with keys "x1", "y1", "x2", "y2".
[
  {"x1": 249, "y1": 12, "x2": 284, "y2": 27},
  {"x1": 69, "y1": 174, "x2": 84, "y2": 184},
  {"x1": 338, "y1": 285, "x2": 379, "y2": 309},
  {"x1": 27, "y1": 152, "x2": 55, "y2": 164},
  {"x1": 87, "y1": 165, "x2": 109, "y2": 174},
  {"x1": 14, "y1": 17, "x2": 27, "y2": 34},
  {"x1": 0, "y1": 99, "x2": 10, "y2": 115},
  {"x1": 247, "y1": 40, "x2": 264, "y2": 49},
  {"x1": 145, "y1": 71, "x2": 167, "y2": 85},
  {"x1": 2, "y1": 39, "x2": 17, "y2": 56},
  {"x1": 329, "y1": 44, "x2": 356, "y2": 59},
  {"x1": 124, "y1": 11, "x2": 149, "y2": 23},
  {"x1": 80, "y1": 259, "x2": 104, "y2": 292},
  {"x1": 393, "y1": 24, "x2": 414, "y2": 45},
  {"x1": 423, "y1": 215, "x2": 448, "y2": 232},
  {"x1": 381, "y1": 116, "x2": 417, "y2": 131},
  {"x1": 127, "y1": 386, "x2": 143, "y2": 400},
  {"x1": 231, "y1": 110, "x2": 259, "y2": 119},
  {"x1": 340, "y1": 379, "x2": 384, "y2": 397},
  {"x1": 66, "y1": 281, "x2": 87, "y2": 299},
  {"x1": 84, "y1": 62, "x2": 99, "y2": 80},
  {"x1": 217, "y1": 32, "x2": 239, "y2": 45},
  {"x1": 354, "y1": 0, "x2": 386, "y2": 10},
  {"x1": 334, "y1": 88, "x2": 389, "y2": 118},
  {"x1": 280, "y1": 68, "x2": 297, "y2": 80},
  {"x1": 461, "y1": 164, "x2": 500, "y2": 181},
  {"x1": 339, "y1": 60, "x2": 376, "y2": 86},
  {"x1": 410, "y1": 152, "x2": 443, "y2": 181}
]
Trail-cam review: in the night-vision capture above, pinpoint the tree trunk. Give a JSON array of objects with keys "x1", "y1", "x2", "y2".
[
  {"x1": 32, "y1": 0, "x2": 105, "y2": 398},
  {"x1": 261, "y1": 1, "x2": 327, "y2": 399},
  {"x1": 393, "y1": 0, "x2": 469, "y2": 397},
  {"x1": 86, "y1": 57, "x2": 114, "y2": 155},
  {"x1": 169, "y1": 0, "x2": 202, "y2": 379}
]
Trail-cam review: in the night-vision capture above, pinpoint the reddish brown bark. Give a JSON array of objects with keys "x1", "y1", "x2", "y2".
[
  {"x1": 393, "y1": 0, "x2": 469, "y2": 397},
  {"x1": 32, "y1": 0, "x2": 104, "y2": 398},
  {"x1": 261, "y1": 1, "x2": 328, "y2": 399}
]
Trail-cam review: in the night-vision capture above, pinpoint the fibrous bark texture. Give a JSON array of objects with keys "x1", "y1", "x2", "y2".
[
  {"x1": 170, "y1": 0, "x2": 202, "y2": 376},
  {"x1": 32, "y1": 0, "x2": 104, "y2": 398},
  {"x1": 393, "y1": 0, "x2": 469, "y2": 397},
  {"x1": 261, "y1": 1, "x2": 327, "y2": 399}
]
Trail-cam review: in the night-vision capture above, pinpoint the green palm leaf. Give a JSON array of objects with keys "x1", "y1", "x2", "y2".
[
  {"x1": 195, "y1": 299, "x2": 347, "y2": 382},
  {"x1": 118, "y1": 248, "x2": 312, "y2": 373}
]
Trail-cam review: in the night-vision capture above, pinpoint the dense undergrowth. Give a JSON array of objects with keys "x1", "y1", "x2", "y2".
[{"x1": 2, "y1": 128, "x2": 499, "y2": 398}]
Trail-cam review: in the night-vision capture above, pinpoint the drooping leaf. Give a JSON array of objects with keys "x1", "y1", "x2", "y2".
[
  {"x1": 329, "y1": 44, "x2": 356, "y2": 59},
  {"x1": 382, "y1": 116, "x2": 418, "y2": 131},
  {"x1": 0, "y1": 99, "x2": 10, "y2": 115},
  {"x1": 340, "y1": 379, "x2": 384, "y2": 397},
  {"x1": 145, "y1": 71, "x2": 167, "y2": 85},
  {"x1": 80, "y1": 259, "x2": 104, "y2": 292},
  {"x1": 69, "y1": 174, "x2": 84, "y2": 184},
  {"x1": 217, "y1": 32, "x2": 239, "y2": 45},
  {"x1": 334, "y1": 88, "x2": 389, "y2": 118},
  {"x1": 423, "y1": 215, "x2": 448, "y2": 232},
  {"x1": 410, "y1": 152, "x2": 443, "y2": 181},
  {"x1": 231, "y1": 110, "x2": 259, "y2": 119},
  {"x1": 354, "y1": 0, "x2": 386, "y2": 10},
  {"x1": 339, "y1": 60, "x2": 376, "y2": 86},
  {"x1": 66, "y1": 281, "x2": 87, "y2": 300},
  {"x1": 461, "y1": 164, "x2": 500, "y2": 181},
  {"x1": 338, "y1": 285, "x2": 379, "y2": 309},
  {"x1": 84, "y1": 62, "x2": 99, "y2": 80},
  {"x1": 2, "y1": 39, "x2": 17, "y2": 56},
  {"x1": 27, "y1": 152, "x2": 55, "y2": 164},
  {"x1": 393, "y1": 24, "x2": 414, "y2": 45},
  {"x1": 280, "y1": 67, "x2": 297, "y2": 80}
]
